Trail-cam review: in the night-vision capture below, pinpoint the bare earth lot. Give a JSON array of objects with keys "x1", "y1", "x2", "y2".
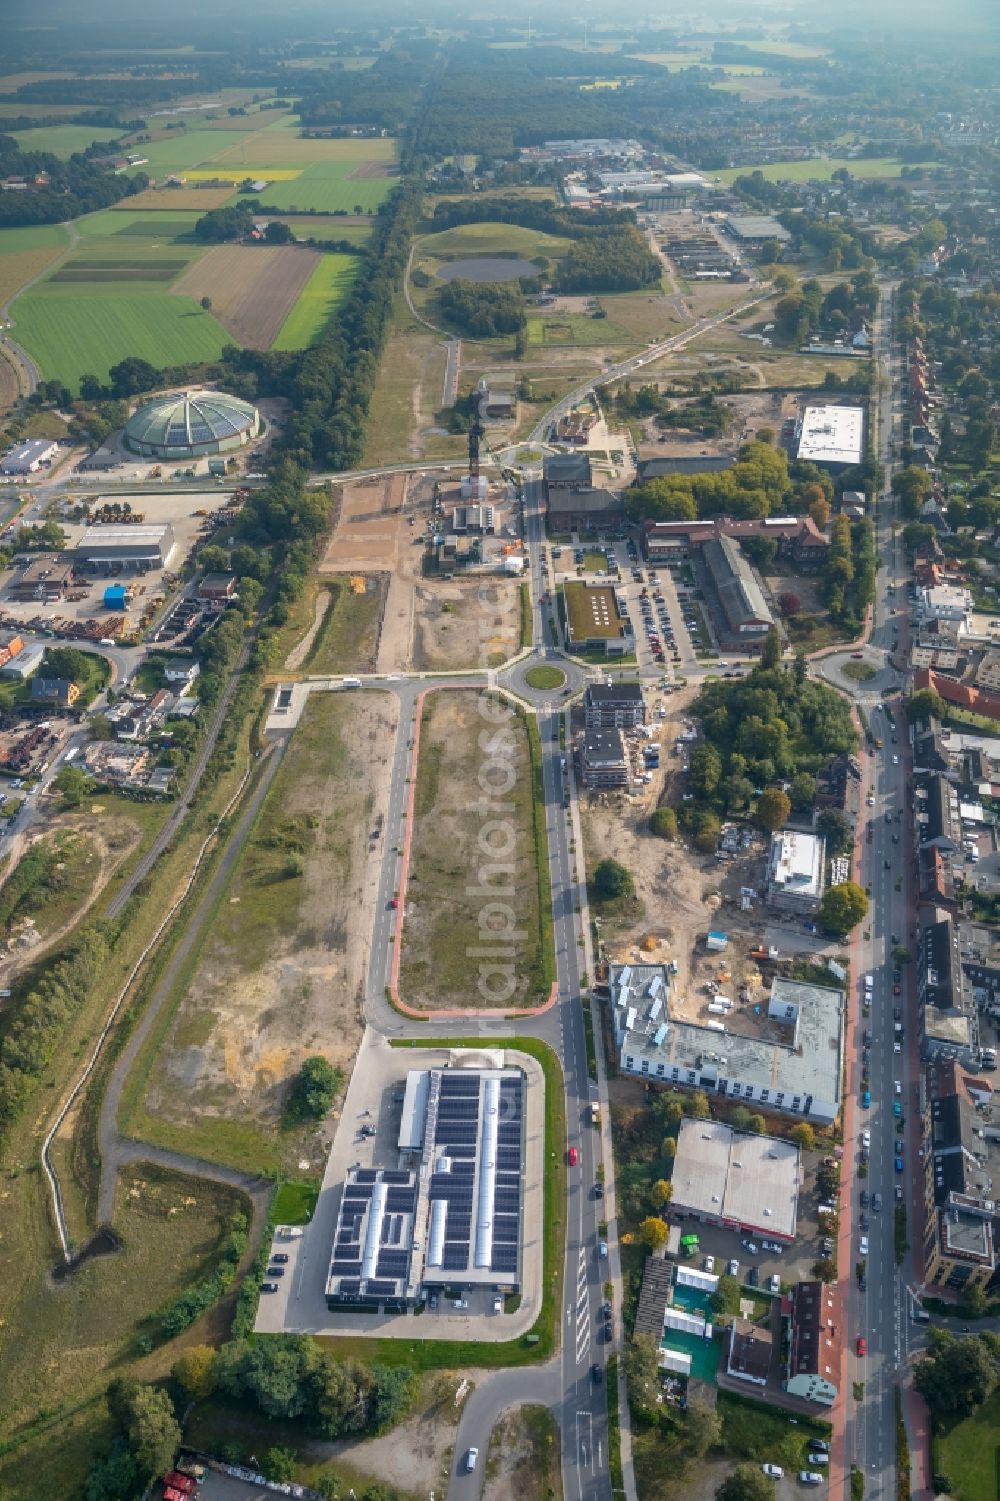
[
  {"x1": 400, "y1": 689, "x2": 547, "y2": 1010},
  {"x1": 320, "y1": 475, "x2": 521, "y2": 671},
  {"x1": 139, "y1": 690, "x2": 397, "y2": 1168},
  {"x1": 171, "y1": 243, "x2": 321, "y2": 346}
]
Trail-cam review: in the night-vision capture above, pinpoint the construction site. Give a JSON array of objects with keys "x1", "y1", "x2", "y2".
[{"x1": 320, "y1": 418, "x2": 526, "y2": 673}]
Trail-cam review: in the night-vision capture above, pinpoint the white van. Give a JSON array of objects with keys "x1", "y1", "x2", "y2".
[{"x1": 341, "y1": 676, "x2": 362, "y2": 689}]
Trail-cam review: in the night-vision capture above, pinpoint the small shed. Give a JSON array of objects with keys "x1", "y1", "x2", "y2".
[
  {"x1": 104, "y1": 584, "x2": 128, "y2": 610},
  {"x1": 706, "y1": 930, "x2": 728, "y2": 952}
]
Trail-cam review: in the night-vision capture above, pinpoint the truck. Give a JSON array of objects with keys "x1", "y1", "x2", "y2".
[
  {"x1": 341, "y1": 676, "x2": 362, "y2": 689},
  {"x1": 589, "y1": 1102, "x2": 601, "y2": 1125}
]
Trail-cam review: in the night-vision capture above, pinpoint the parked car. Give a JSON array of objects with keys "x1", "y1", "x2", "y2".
[
  {"x1": 728, "y1": 1258, "x2": 740, "y2": 1277},
  {"x1": 808, "y1": 1454, "x2": 830, "y2": 1468},
  {"x1": 746, "y1": 1266, "x2": 759, "y2": 1287},
  {"x1": 872, "y1": 1193, "x2": 882, "y2": 1212},
  {"x1": 703, "y1": 1254, "x2": 715, "y2": 1273},
  {"x1": 762, "y1": 1465, "x2": 784, "y2": 1479},
  {"x1": 261, "y1": 1282, "x2": 279, "y2": 1293},
  {"x1": 799, "y1": 1473, "x2": 823, "y2": 1487},
  {"x1": 270, "y1": 1252, "x2": 289, "y2": 1264}
]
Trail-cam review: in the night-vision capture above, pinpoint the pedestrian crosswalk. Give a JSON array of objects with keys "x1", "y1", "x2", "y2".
[{"x1": 575, "y1": 1248, "x2": 590, "y2": 1365}]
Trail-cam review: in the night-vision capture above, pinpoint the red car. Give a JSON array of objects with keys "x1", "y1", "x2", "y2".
[
  {"x1": 856, "y1": 1336, "x2": 867, "y2": 1357},
  {"x1": 389, "y1": 897, "x2": 399, "y2": 909},
  {"x1": 893, "y1": 983, "x2": 901, "y2": 995},
  {"x1": 851, "y1": 652, "x2": 864, "y2": 660},
  {"x1": 567, "y1": 1146, "x2": 579, "y2": 1166}
]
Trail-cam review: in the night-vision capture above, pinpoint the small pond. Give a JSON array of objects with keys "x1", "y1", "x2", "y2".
[{"x1": 436, "y1": 256, "x2": 540, "y2": 282}]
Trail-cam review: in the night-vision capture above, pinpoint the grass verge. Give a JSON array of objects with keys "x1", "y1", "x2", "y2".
[
  {"x1": 519, "y1": 580, "x2": 532, "y2": 649},
  {"x1": 606, "y1": 1354, "x2": 624, "y2": 1495}
]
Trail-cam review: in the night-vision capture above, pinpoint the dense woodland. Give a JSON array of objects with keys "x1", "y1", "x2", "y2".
[
  {"x1": 553, "y1": 227, "x2": 662, "y2": 293},
  {"x1": 438, "y1": 278, "x2": 526, "y2": 337}
]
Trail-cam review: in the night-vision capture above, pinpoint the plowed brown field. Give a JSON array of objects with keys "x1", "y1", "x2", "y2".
[{"x1": 169, "y1": 242, "x2": 320, "y2": 347}]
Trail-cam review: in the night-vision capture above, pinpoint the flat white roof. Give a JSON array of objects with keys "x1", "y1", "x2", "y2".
[
  {"x1": 672, "y1": 1119, "x2": 800, "y2": 1239},
  {"x1": 796, "y1": 405, "x2": 864, "y2": 466},
  {"x1": 769, "y1": 829, "x2": 824, "y2": 898}
]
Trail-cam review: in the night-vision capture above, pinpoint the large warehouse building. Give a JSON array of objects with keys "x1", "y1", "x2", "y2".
[
  {"x1": 74, "y1": 523, "x2": 175, "y2": 574},
  {"x1": 795, "y1": 405, "x2": 864, "y2": 468},
  {"x1": 671, "y1": 1118, "x2": 801, "y2": 1241},
  {"x1": 123, "y1": 390, "x2": 261, "y2": 459},
  {"x1": 326, "y1": 1065, "x2": 526, "y2": 1311}
]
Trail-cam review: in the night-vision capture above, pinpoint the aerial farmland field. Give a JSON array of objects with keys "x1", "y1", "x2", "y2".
[
  {"x1": 0, "y1": 224, "x2": 70, "y2": 306},
  {"x1": 11, "y1": 293, "x2": 231, "y2": 392},
  {"x1": 250, "y1": 163, "x2": 396, "y2": 214},
  {"x1": 272, "y1": 252, "x2": 359, "y2": 350},
  {"x1": 170, "y1": 243, "x2": 329, "y2": 347},
  {"x1": 10, "y1": 124, "x2": 123, "y2": 156}
]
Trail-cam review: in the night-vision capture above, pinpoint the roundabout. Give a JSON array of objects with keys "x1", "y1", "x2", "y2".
[{"x1": 524, "y1": 664, "x2": 567, "y2": 691}]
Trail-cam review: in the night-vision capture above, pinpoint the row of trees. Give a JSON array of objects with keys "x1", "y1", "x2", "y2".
[
  {"x1": 823, "y1": 514, "x2": 876, "y2": 631},
  {"x1": 773, "y1": 272, "x2": 879, "y2": 346}
]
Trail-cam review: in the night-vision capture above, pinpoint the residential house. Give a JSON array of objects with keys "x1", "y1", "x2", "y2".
[
  {"x1": 164, "y1": 659, "x2": 200, "y2": 689},
  {"x1": 30, "y1": 677, "x2": 79, "y2": 707},
  {"x1": 785, "y1": 1280, "x2": 840, "y2": 1406},
  {"x1": 727, "y1": 1320, "x2": 772, "y2": 1388},
  {"x1": 579, "y1": 727, "x2": 628, "y2": 788},
  {"x1": 919, "y1": 910, "x2": 978, "y2": 1067},
  {"x1": 584, "y1": 682, "x2": 646, "y2": 729}
]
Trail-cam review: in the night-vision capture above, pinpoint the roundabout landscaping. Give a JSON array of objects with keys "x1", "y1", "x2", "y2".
[{"x1": 524, "y1": 665, "x2": 567, "y2": 690}]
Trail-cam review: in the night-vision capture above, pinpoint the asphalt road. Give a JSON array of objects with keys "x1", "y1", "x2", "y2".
[{"x1": 843, "y1": 282, "x2": 913, "y2": 1501}]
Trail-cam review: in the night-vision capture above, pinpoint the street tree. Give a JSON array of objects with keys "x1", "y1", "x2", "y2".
[
  {"x1": 591, "y1": 857, "x2": 635, "y2": 904},
  {"x1": 914, "y1": 1329, "x2": 998, "y2": 1417},
  {"x1": 818, "y1": 881, "x2": 868, "y2": 937},
  {"x1": 716, "y1": 1462, "x2": 777, "y2": 1501},
  {"x1": 755, "y1": 787, "x2": 791, "y2": 833},
  {"x1": 640, "y1": 1216, "x2": 669, "y2": 1250}
]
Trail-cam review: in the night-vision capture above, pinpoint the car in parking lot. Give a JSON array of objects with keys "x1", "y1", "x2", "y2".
[
  {"x1": 810, "y1": 1441, "x2": 829, "y2": 1455},
  {"x1": 261, "y1": 1282, "x2": 280, "y2": 1293},
  {"x1": 271, "y1": 1252, "x2": 289, "y2": 1263},
  {"x1": 808, "y1": 1454, "x2": 830, "y2": 1468},
  {"x1": 762, "y1": 1465, "x2": 784, "y2": 1479},
  {"x1": 703, "y1": 1254, "x2": 715, "y2": 1273},
  {"x1": 760, "y1": 1238, "x2": 783, "y2": 1254},
  {"x1": 799, "y1": 1473, "x2": 823, "y2": 1487},
  {"x1": 741, "y1": 1238, "x2": 759, "y2": 1254},
  {"x1": 746, "y1": 1266, "x2": 759, "y2": 1287},
  {"x1": 728, "y1": 1258, "x2": 740, "y2": 1277}
]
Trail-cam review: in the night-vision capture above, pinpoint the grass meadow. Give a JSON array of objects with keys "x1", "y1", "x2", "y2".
[
  {"x1": 253, "y1": 163, "x2": 396, "y2": 214},
  {"x1": 12, "y1": 292, "x2": 231, "y2": 391}
]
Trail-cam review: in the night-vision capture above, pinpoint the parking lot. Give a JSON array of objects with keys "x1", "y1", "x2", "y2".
[
  {"x1": 671, "y1": 1148, "x2": 834, "y2": 1294},
  {"x1": 606, "y1": 536, "x2": 699, "y2": 674}
]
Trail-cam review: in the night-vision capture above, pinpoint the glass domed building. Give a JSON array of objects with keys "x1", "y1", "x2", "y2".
[{"x1": 123, "y1": 390, "x2": 262, "y2": 459}]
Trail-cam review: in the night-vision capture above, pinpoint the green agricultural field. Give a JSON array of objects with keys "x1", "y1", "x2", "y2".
[
  {"x1": 12, "y1": 293, "x2": 231, "y2": 392},
  {"x1": 10, "y1": 124, "x2": 123, "y2": 156},
  {"x1": 74, "y1": 206, "x2": 203, "y2": 239},
  {"x1": 272, "y1": 251, "x2": 358, "y2": 350},
  {"x1": 276, "y1": 216, "x2": 372, "y2": 245},
  {"x1": 715, "y1": 156, "x2": 916, "y2": 183},
  {"x1": 255, "y1": 162, "x2": 396, "y2": 214},
  {"x1": 0, "y1": 224, "x2": 70, "y2": 253},
  {"x1": 731, "y1": 38, "x2": 829, "y2": 56},
  {"x1": 213, "y1": 115, "x2": 398, "y2": 166},
  {"x1": 120, "y1": 128, "x2": 251, "y2": 175}
]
